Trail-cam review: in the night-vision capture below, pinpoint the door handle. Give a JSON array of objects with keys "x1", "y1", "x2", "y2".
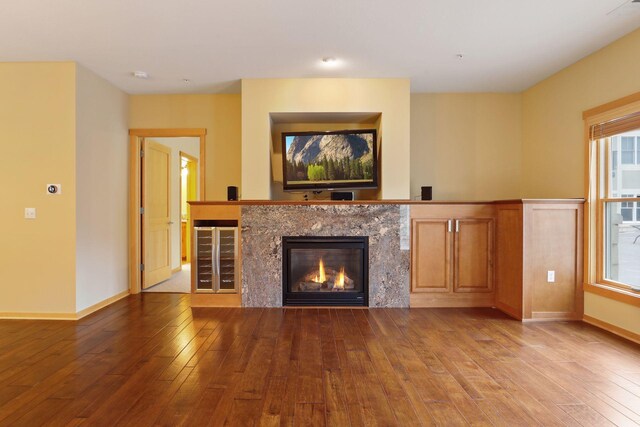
[
  {"x1": 455, "y1": 220, "x2": 459, "y2": 233},
  {"x1": 168, "y1": 221, "x2": 174, "y2": 225},
  {"x1": 447, "y1": 219, "x2": 452, "y2": 233}
]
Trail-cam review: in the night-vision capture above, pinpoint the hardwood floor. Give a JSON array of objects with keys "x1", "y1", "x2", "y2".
[{"x1": 0, "y1": 294, "x2": 639, "y2": 426}]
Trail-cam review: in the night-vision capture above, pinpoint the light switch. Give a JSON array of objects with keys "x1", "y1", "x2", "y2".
[
  {"x1": 25, "y1": 208, "x2": 36, "y2": 219},
  {"x1": 547, "y1": 270, "x2": 555, "y2": 283}
]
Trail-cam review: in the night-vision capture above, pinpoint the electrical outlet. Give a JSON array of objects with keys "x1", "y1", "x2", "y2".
[
  {"x1": 547, "y1": 270, "x2": 555, "y2": 283},
  {"x1": 25, "y1": 208, "x2": 36, "y2": 219}
]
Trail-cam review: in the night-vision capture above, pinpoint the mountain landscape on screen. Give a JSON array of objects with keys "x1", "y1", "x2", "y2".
[{"x1": 284, "y1": 132, "x2": 375, "y2": 186}]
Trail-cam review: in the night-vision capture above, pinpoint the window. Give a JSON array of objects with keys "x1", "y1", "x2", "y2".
[
  {"x1": 621, "y1": 194, "x2": 634, "y2": 221},
  {"x1": 586, "y1": 100, "x2": 640, "y2": 293},
  {"x1": 621, "y1": 136, "x2": 635, "y2": 164}
]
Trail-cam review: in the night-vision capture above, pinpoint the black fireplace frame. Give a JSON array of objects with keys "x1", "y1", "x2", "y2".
[{"x1": 282, "y1": 236, "x2": 369, "y2": 307}]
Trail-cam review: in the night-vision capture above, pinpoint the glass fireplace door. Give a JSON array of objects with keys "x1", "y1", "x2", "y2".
[{"x1": 282, "y1": 236, "x2": 368, "y2": 306}]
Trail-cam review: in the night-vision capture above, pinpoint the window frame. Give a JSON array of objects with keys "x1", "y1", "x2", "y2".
[{"x1": 584, "y1": 93, "x2": 640, "y2": 303}]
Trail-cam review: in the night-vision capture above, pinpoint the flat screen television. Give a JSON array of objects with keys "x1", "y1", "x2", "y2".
[{"x1": 282, "y1": 129, "x2": 378, "y2": 191}]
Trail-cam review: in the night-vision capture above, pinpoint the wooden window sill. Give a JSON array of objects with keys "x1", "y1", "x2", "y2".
[{"x1": 584, "y1": 282, "x2": 640, "y2": 308}]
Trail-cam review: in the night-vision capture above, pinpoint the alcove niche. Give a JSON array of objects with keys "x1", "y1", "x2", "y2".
[{"x1": 269, "y1": 112, "x2": 382, "y2": 201}]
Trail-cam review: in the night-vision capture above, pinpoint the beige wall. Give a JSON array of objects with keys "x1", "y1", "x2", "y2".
[
  {"x1": 241, "y1": 79, "x2": 411, "y2": 200},
  {"x1": 521, "y1": 28, "x2": 640, "y2": 336},
  {"x1": 522, "y1": 27, "x2": 640, "y2": 198},
  {"x1": 76, "y1": 65, "x2": 129, "y2": 312},
  {"x1": 129, "y1": 94, "x2": 241, "y2": 201},
  {"x1": 0, "y1": 63, "x2": 77, "y2": 315},
  {"x1": 410, "y1": 93, "x2": 522, "y2": 201}
]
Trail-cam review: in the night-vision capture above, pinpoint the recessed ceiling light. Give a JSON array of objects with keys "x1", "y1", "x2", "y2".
[
  {"x1": 182, "y1": 79, "x2": 191, "y2": 84},
  {"x1": 456, "y1": 53, "x2": 464, "y2": 60},
  {"x1": 132, "y1": 70, "x2": 148, "y2": 79},
  {"x1": 321, "y1": 57, "x2": 338, "y2": 67}
]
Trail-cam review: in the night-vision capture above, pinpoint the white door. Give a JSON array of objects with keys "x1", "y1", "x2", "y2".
[{"x1": 142, "y1": 139, "x2": 172, "y2": 288}]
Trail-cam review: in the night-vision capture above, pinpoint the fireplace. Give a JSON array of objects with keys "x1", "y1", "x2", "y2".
[{"x1": 282, "y1": 236, "x2": 369, "y2": 306}]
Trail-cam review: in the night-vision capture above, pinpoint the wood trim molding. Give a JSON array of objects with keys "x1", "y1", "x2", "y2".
[
  {"x1": 190, "y1": 293, "x2": 242, "y2": 307},
  {"x1": 409, "y1": 292, "x2": 494, "y2": 308},
  {"x1": 189, "y1": 199, "x2": 585, "y2": 207},
  {"x1": 0, "y1": 312, "x2": 78, "y2": 320},
  {"x1": 129, "y1": 134, "x2": 142, "y2": 294},
  {"x1": 75, "y1": 291, "x2": 130, "y2": 320},
  {"x1": 584, "y1": 283, "x2": 640, "y2": 308},
  {"x1": 583, "y1": 314, "x2": 640, "y2": 345},
  {"x1": 528, "y1": 312, "x2": 581, "y2": 321},
  {"x1": 199, "y1": 135, "x2": 206, "y2": 198},
  {"x1": 129, "y1": 128, "x2": 207, "y2": 137},
  {"x1": 129, "y1": 129, "x2": 207, "y2": 295},
  {"x1": 0, "y1": 291, "x2": 130, "y2": 321},
  {"x1": 582, "y1": 91, "x2": 640, "y2": 120}
]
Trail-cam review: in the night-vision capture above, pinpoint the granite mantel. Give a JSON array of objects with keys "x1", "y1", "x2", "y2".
[{"x1": 240, "y1": 204, "x2": 410, "y2": 307}]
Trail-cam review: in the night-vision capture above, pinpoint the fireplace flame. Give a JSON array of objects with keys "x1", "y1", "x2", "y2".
[
  {"x1": 314, "y1": 258, "x2": 326, "y2": 283},
  {"x1": 334, "y1": 267, "x2": 345, "y2": 290}
]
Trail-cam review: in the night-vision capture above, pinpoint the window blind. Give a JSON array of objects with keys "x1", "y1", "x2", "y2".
[{"x1": 590, "y1": 110, "x2": 640, "y2": 140}]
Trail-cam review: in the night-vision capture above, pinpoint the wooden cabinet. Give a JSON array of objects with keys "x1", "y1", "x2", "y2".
[
  {"x1": 494, "y1": 200, "x2": 583, "y2": 321},
  {"x1": 410, "y1": 200, "x2": 583, "y2": 319},
  {"x1": 188, "y1": 203, "x2": 243, "y2": 308},
  {"x1": 411, "y1": 205, "x2": 495, "y2": 307}
]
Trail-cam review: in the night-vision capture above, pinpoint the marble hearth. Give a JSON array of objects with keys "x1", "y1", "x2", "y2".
[{"x1": 241, "y1": 204, "x2": 410, "y2": 307}]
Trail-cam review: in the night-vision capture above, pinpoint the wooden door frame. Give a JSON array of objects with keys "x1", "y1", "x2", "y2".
[
  {"x1": 129, "y1": 128, "x2": 206, "y2": 294},
  {"x1": 179, "y1": 151, "x2": 199, "y2": 265}
]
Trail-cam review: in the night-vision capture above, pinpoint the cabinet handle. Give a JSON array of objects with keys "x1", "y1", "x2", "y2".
[
  {"x1": 455, "y1": 220, "x2": 460, "y2": 233},
  {"x1": 447, "y1": 219, "x2": 452, "y2": 233}
]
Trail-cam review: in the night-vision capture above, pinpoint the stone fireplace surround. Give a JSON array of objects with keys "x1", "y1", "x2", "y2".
[{"x1": 241, "y1": 204, "x2": 410, "y2": 307}]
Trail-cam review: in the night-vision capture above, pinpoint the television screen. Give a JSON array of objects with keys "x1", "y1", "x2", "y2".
[{"x1": 282, "y1": 129, "x2": 378, "y2": 191}]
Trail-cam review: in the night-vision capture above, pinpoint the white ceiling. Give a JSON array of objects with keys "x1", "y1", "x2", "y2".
[{"x1": 1, "y1": 0, "x2": 639, "y2": 94}]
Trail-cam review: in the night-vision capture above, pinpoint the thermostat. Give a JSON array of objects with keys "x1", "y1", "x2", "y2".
[{"x1": 47, "y1": 184, "x2": 61, "y2": 195}]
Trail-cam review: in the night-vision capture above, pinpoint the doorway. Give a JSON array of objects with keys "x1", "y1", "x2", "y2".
[{"x1": 129, "y1": 129, "x2": 206, "y2": 295}]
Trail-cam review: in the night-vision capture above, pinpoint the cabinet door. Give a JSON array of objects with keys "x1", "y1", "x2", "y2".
[
  {"x1": 411, "y1": 219, "x2": 452, "y2": 293},
  {"x1": 454, "y1": 218, "x2": 493, "y2": 293}
]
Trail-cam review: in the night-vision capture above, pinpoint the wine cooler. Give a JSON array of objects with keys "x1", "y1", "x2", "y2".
[{"x1": 194, "y1": 225, "x2": 238, "y2": 293}]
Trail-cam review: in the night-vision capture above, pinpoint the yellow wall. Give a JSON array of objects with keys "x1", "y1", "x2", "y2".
[
  {"x1": 129, "y1": 94, "x2": 242, "y2": 200},
  {"x1": 241, "y1": 79, "x2": 411, "y2": 200},
  {"x1": 522, "y1": 27, "x2": 640, "y2": 198},
  {"x1": 411, "y1": 93, "x2": 522, "y2": 201},
  {"x1": 0, "y1": 63, "x2": 77, "y2": 315},
  {"x1": 522, "y1": 27, "x2": 640, "y2": 337},
  {"x1": 585, "y1": 293, "x2": 640, "y2": 337}
]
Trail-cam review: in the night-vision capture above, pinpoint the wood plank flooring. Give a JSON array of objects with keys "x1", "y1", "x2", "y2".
[{"x1": 0, "y1": 293, "x2": 639, "y2": 426}]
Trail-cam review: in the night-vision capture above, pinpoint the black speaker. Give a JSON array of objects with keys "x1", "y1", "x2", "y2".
[
  {"x1": 421, "y1": 186, "x2": 432, "y2": 201},
  {"x1": 227, "y1": 186, "x2": 238, "y2": 201},
  {"x1": 331, "y1": 191, "x2": 354, "y2": 201}
]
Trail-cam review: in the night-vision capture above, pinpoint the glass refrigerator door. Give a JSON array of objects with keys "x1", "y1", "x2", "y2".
[
  {"x1": 195, "y1": 227, "x2": 215, "y2": 291},
  {"x1": 216, "y1": 227, "x2": 238, "y2": 293}
]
